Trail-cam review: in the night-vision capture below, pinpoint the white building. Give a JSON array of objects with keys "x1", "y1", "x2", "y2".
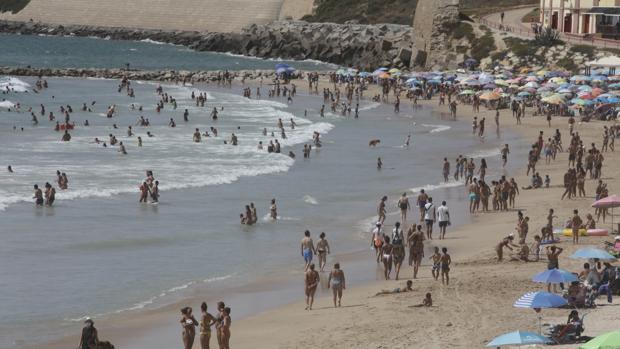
[{"x1": 540, "y1": 0, "x2": 620, "y2": 37}]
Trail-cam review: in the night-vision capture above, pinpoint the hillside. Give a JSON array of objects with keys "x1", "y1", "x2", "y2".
[
  {"x1": 303, "y1": 0, "x2": 538, "y2": 25},
  {"x1": 0, "y1": 0, "x2": 30, "y2": 13}
]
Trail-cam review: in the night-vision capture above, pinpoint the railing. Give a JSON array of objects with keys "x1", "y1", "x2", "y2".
[{"x1": 479, "y1": 17, "x2": 620, "y2": 50}]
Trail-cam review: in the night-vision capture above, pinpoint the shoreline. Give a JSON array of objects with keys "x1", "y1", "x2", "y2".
[{"x1": 5, "y1": 72, "x2": 619, "y2": 349}]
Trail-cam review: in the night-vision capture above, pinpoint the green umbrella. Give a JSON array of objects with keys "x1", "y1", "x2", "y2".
[{"x1": 580, "y1": 331, "x2": 620, "y2": 349}]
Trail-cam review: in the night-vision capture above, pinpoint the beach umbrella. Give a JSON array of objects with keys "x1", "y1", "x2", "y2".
[
  {"x1": 517, "y1": 91, "x2": 531, "y2": 97},
  {"x1": 495, "y1": 79, "x2": 509, "y2": 86},
  {"x1": 358, "y1": 72, "x2": 371, "y2": 78},
  {"x1": 592, "y1": 87, "x2": 605, "y2": 97},
  {"x1": 570, "y1": 98, "x2": 594, "y2": 106},
  {"x1": 580, "y1": 330, "x2": 620, "y2": 349},
  {"x1": 570, "y1": 247, "x2": 617, "y2": 260},
  {"x1": 459, "y1": 89, "x2": 476, "y2": 95},
  {"x1": 483, "y1": 83, "x2": 497, "y2": 90},
  {"x1": 377, "y1": 72, "x2": 391, "y2": 79},
  {"x1": 274, "y1": 63, "x2": 290, "y2": 70},
  {"x1": 461, "y1": 80, "x2": 482, "y2": 86},
  {"x1": 479, "y1": 91, "x2": 501, "y2": 101},
  {"x1": 609, "y1": 83, "x2": 620, "y2": 90},
  {"x1": 514, "y1": 291, "x2": 568, "y2": 309},
  {"x1": 579, "y1": 93, "x2": 595, "y2": 100},
  {"x1": 487, "y1": 330, "x2": 552, "y2": 347},
  {"x1": 372, "y1": 68, "x2": 388, "y2": 76},
  {"x1": 591, "y1": 75, "x2": 609, "y2": 82},
  {"x1": 578, "y1": 85, "x2": 593, "y2": 92},
  {"x1": 542, "y1": 94, "x2": 566, "y2": 105},
  {"x1": 592, "y1": 195, "x2": 620, "y2": 233},
  {"x1": 275, "y1": 67, "x2": 289, "y2": 74},
  {"x1": 526, "y1": 76, "x2": 540, "y2": 82},
  {"x1": 532, "y1": 268, "x2": 579, "y2": 284},
  {"x1": 549, "y1": 77, "x2": 567, "y2": 84},
  {"x1": 557, "y1": 88, "x2": 574, "y2": 94},
  {"x1": 525, "y1": 81, "x2": 540, "y2": 88},
  {"x1": 571, "y1": 75, "x2": 592, "y2": 82},
  {"x1": 388, "y1": 68, "x2": 401, "y2": 74}
]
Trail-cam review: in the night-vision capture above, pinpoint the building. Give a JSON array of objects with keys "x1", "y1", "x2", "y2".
[{"x1": 540, "y1": 0, "x2": 620, "y2": 38}]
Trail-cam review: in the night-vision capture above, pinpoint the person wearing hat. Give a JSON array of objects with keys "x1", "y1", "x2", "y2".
[{"x1": 78, "y1": 318, "x2": 98, "y2": 349}]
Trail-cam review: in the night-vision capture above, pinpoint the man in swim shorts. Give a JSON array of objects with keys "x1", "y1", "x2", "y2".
[{"x1": 301, "y1": 230, "x2": 316, "y2": 271}]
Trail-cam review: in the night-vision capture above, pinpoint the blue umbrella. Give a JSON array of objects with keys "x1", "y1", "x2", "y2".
[
  {"x1": 570, "y1": 247, "x2": 617, "y2": 260},
  {"x1": 514, "y1": 291, "x2": 567, "y2": 308},
  {"x1": 358, "y1": 72, "x2": 371, "y2": 77},
  {"x1": 275, "y1": 63, "x2": 290, "y2": 70},
  {"x1": 517, "y1": 91, "x2": 531, "y2": 97},
  {"x1": 487, "y1": 330, "x2": 552, "y2": 347},
  {"x1": 275, "y1": 67, "x2": 289, "y2": 74},
  {"x1": 532, "y1": 268, "x2": 579, "y2": 284}
]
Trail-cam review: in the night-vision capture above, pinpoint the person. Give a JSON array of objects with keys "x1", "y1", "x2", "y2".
[
  {"x1": 44, "y1": 182, "x2": 56, "y2": 206},
  {"x1": 375, "y1": 280, "x2": 413, "y2": 296},
  {"x1": 78, "y1": 318, "x2": 99, "y2": 349},
  {"x1": 199, "y1": 302, "x2": 216, "y2": 349},
  {"x1": 304, "y1": 263, "x2": 320, "y2": 310},
  {"x1": 430, "y1": 246, "x2": 441, "y2": 281},
  {"x1": 417, "y1": 190, "x2": 428, "y2": 222},
  {"x1": 408, "y1": 225, "x2": 425, "y2": 278},
  {"x1": 398, "y1": 192, "x2": 410, "y2": 223},
  {"x1": 316, "y1": 232, "x2": 330, "y2": 272},
  {"x1": 381, "y1": 236, "x2": 393, "y2": 280},
  {"x1": 442, "y1": 158, "x2": 450, "y2": 182},
  {"x1": 219, "y1": 307, "x2": 231, "y2": 349},
  {"x1": 328, "y1": 263, "x2": 345, "y2": 307},
  {"x1": 410, "y1": 293, "x2": 433, "y2": 307},
  {"x1": 424, "y1": 197, "x2": 436, "y2": 239},
  {"x1": 437, "y1": 201, "x2": 450, "y2": 239},
  {"x1": 180, "y1": 307, "x2": 198, "y2": 349},
  {"x1": 301, "y1": 230, "x2": 316, "y2": 271},
  {"x1": 377, "y1": 196, "x2": 387, "y2": 224},
  {"x1": 440, "y1": 247, "x2": 451, "y2": 285},
  {"x1": 118, "y1": 141, "x2": 127, "y2": 155},
  {"x1": 139, "y1": 182, "x2": 150, "y2": 203},
  {"x1": 496, "y1": 234, "x2": 517, "y2": 261},
  {"x1": 150, "y1": 181, "x2": 159, "y2": 203},
  {"x1": 501, "y1": 144, "x2": 509, "y2": 167},
  {"x1": 33, "y1": 184, "x2": 43, "y2": 206},
  {"x1": 572, "y1": 209, "x2": 583, "y2": 244},
  {"x1": 214, "y1": 302, "x2": 226, "y2": 349},
  {"x1": 392, "y1": 237, "x2": 405, "y2": 280},
  {"x1": 270, "y1": 198, "x2": 277, "y2": 220},
  {"x1": 546, "y1": 245, "x2": 564, "y2": 292},
  {"x1": 371, "y1": 222, "x2": 384, "y2": 263},
  {"x1": 8, "y1": 165, "x2": 13, "y2": 173}
]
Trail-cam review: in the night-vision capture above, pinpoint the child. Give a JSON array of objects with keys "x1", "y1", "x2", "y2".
[
  {"x1": 544, "y1": 175, "x2": 551, "y2": 188},
  {"x1": 440, "y1": 247, "x2": 451, "y2": 285},
  {"x1": 410, "y1": 292, "x2": 433, "y2": 308},
  {"x1": 430, "y1": 246, "x2": 441, "y2": 281}
]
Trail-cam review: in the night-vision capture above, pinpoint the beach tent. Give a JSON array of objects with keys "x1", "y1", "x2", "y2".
[
  {"x1": 580, "y1": 330, "x2": 620, "y2": 349},
  {"x1": 570, "y1": 247, "x2": 617, "y2": 260},
  {"x1": 487, "y1": 330, "x2": 552, "y2": 347},
  {"x1": 592, "y1": 195, "x2": 620, "y2": 234}
]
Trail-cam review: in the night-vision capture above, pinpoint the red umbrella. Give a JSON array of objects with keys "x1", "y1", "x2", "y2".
[{"x1": 592, "y1": 195, "x2": 620, "y2": 234}]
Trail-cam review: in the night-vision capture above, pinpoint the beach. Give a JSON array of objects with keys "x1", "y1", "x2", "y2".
[{"x1": 1, "y1": 35, "x2": 619, "y2": 349}]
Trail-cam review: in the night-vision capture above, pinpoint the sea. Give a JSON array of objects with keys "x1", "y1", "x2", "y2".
[{"x1": 0, "y1": 34, "x2": 528, "y2": 349}]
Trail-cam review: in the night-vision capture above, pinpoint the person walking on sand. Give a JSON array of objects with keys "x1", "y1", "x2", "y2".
[
  {"x1": 381, "y1": 236, "x2": 394, "y2": 280},
  {"x1": 180, "y1": 307, "x2": 198, "y2": 349},
  {"x1": 371, "y1": 222, "x2": 384, "y2": 263},
  {"x1": 424, "y1": 197, "x2": 436, "y2": 240},
  {"x1": 301, "y1": 230, "x2": 316, "y2": 271},
  {"x1": 430, "y1": 246, "x2": 441, "y2": 281},
  {"x1": 437, "y1": 201, "x2": 450, "y2": 239},
  {"x1": 377, "y1": 196, "x2": 387, "y2": 224},
  {"x1": 328, "y1": 263, "x2": 345, "y2": 307},
  {"x1": 398, "y1": 192, "x2": 410, "y2": 223},
  {"x1": 440, "y1": 247, "x2": 451, "y2": 285},
  {"x1": 316, "y1": 232, "x2": 330, "y2": 272},
  {"x1": 78, "y1": 318, "x2": 98, "y2": 349},
  {"x1": 416, "y1": 189, "x2": 429, "y2": 222},
  {"x1": 199, "y1": 302, "x2": 216, "y2": 349},
  {"x1": 305, "y1": 263, "x2": 320, "y2": 310},
  {"x1": 408, "y1": 225, "x2": 425, "y2": 278}
]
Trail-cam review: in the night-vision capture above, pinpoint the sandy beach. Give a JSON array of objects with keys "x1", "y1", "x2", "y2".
[{"x1": 225, "y1": 81, "x2": 620, "y2": 349}]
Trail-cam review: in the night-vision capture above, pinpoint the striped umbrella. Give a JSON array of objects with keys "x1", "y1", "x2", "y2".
[{"x1": 514, "y1": 291, "x2": 567, "y2": 308}]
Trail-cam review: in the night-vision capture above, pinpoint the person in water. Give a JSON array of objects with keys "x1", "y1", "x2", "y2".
[{"x1": 33, "y1": 184, "x2": 44, "y2": 206}]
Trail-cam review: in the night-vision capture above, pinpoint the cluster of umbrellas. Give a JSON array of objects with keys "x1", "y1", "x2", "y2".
[
  {"x1": 488, "y1": 247, "x2": 616, "y2": 348},
  {"x1": 275, "y1": 63, "x2": 296, "y2": 75}
]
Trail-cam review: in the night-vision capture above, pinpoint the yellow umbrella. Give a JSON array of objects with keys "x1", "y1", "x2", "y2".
[
  {"x1": 388, "y1": 68, "x2": 400, "y2": 74},
  {"x1": 494, "y1": 79, "x2": 509, "y2": 86},
  {"x1": 536, "y1": 70, "x2": 548, "y2": 77},
  {"x1": 542, "y1": 94, "x2": 565, "y2": 105}
]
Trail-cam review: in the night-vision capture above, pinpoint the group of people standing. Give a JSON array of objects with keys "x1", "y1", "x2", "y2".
[{"x1": 179, "y1": 301, "x2": 231, "y2": 349}]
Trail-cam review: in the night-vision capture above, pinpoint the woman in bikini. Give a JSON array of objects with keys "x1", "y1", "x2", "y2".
[
  {"x1": 316, "y1": 232, "x2": 330, "y2": 272},
  {"x1": 381, "y1": 236, "x2": 393, "y2": 280},
  {"x1": 219, "y1": 307, "x2": 231, "y2": 349},
  {"x1": 180, "y1": 307, "x2": 198, "y2": 349},
  {"x1": 199, "y1": 302, "x2": 216, "y2": 349},
  {"x1": 392, "y1": 240, "x2": 405, "y2": 280},
  {"x1": 328, "y1": 263, "x2": 345, "y2": 308}
]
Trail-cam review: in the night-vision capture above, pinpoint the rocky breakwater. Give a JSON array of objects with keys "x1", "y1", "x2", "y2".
[
  {"x1": 197, "y1": 21, "x2": 415, "y2": 70},
  {"x1": 0, "y1": 20, "x2": 414, "y2": 70},
  {"x1": 0, "y1": 66, "x2": 296, "y2": 82}
]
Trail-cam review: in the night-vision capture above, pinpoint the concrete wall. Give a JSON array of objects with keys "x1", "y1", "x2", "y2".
[{"x1": 0, "y1": 0, "x2": 314, "y2": 32}]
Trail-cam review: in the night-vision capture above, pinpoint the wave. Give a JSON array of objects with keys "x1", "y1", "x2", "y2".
[
  {"x1": 139, "y1": 38, "x2": 173, "y2": 46},
  {"x1": 220, "y1": 51, "x2": 338, "y2": 68},
  {"x1": 0, "y1": 100, "x2": 15, "y2": 108},
  {"x1": 410, "y1": 180, "x2": 464, "y2": 193},
  {"x1": 357, "y1": 102, "x2": 381, "y2": 111},
  {"x1": 303, "y1": 195, "x2": 318, "y2": 205},
  {"x1": 420, "y1": 124, "x2": 451, "y2": 133},
  {"x1": 0, "y1": 76, "x2": 30, "y2": 92},
  {"x1": 469, "y1": 147, "x2": 501, "y2": 159}
]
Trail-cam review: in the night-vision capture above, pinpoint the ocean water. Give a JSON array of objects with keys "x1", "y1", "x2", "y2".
[
  {"x1": 0, "y1": 75, "x2": 527, "y2": 348},
  {"x1": 0, "y1": 33, "x2": 336, "y2": 71}
]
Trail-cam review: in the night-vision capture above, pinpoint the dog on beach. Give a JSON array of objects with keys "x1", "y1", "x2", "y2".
[{"x1": 369, "y1": 139, "x2": 381, "y2": 147}]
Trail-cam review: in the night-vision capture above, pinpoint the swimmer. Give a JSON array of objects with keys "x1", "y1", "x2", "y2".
[
  {"x1": 8, "y1": 165, "x2": 13, "y2": 173},
  {"x1": 193, "y1": 128, "x2": 202, "y2": 143},
  {"x1": 270, "y1": 198, "x2": 277, "y2": 220},
  {"x1": 118, "y1": 141, "x2": 127, "y2": 155}
]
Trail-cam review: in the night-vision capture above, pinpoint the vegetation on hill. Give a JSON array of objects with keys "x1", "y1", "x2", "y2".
[
  {"x1": 303, "y1": 0, "x2": 538, "y2": 25},
  {"x1": 0, "y1": 0, "x2": 30, "y2": 14}
]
